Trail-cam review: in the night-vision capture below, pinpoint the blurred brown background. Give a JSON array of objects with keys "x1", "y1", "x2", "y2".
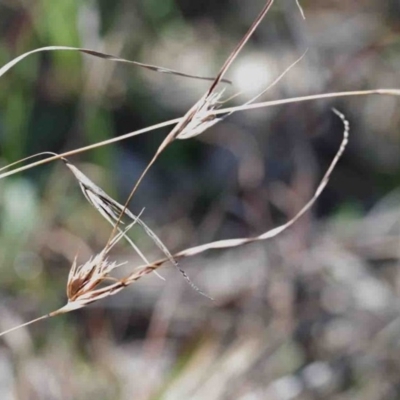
[{"x1": 0, "y1": 0, "x2": 400, "y2": 399}]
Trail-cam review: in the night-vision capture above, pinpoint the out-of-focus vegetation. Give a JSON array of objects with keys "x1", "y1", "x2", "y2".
[{"x1": 1, "y1": 0, "x2": 400, "y2": 399}]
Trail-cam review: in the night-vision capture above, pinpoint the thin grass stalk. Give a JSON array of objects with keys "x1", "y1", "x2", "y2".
[
  {"x1": 0, "y1": 109, "x2": 348, "y2": 337},
  {"x1": 125, "y1": 109, "x2": 349, "y2": 279},
  {"x1": 296, "y1": 0, "x2": 306, "y2": 19},
  {"x1": 0, "y1": 46, "x2": 232, "y2": 83},
  {"x1": 213, "y1": 89, "x2": 400, "y2": 116},
  {"x1": 105, "y1": 0, "x2": 275, "y2": 249},
  {"x1": 0, "y1": 88, "x2": 398, "y2": 181}
]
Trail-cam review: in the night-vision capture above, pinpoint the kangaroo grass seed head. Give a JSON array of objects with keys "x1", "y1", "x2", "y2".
[
  {"x1": 63, "y1": 157, "x2": 212, "y2": 294},
  {"x1": 177, "y1": 91, "x2": 226, "y2": 139},
  {"x1": 176, "y1": 50, "x2": 309, "y2": 140},
  {"x1": 66, "y1": 254, "x2": 118, "y2": 302},
  {"x1": 0, "y1": 0, "x2": 382, "y2": 342}
]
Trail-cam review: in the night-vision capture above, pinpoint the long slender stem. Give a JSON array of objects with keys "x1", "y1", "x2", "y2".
[
  {"x1": 1, "y1": 89, "x2": 399, "y2": 181},
  {"x1": 105, "y1": 0, "x2": 276, "y2": 249},
  {"x1": 0, "y1": 314, "x2": 50, "y2": 337},
  {"x1": 213, "y1": 89, "x2": 400, "y2": 115},
  {"x1": 0, "y1": 117, "x2": 180, "y2": 180}
]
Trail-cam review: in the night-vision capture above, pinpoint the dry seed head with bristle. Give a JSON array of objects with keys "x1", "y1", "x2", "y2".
[
  {"x1": 0, "y1": 221, "x2": 136, "y2": 337},
  {"x1": 66, "y1": 254, "x2": 119, "y2": 303},
  {"x1": 61, "y1": 157, "x2": 215, "y2": 297},
  {"x1": 57, "y1": 258, "x2": 125, "y2": 313},
  {"x1": 176, "y1": 49, "x2": 309, "y2": 140},
  {"x1": 177, "y1": 91, "x2": 226, "y2": 139},
  {"x1": 59, "y1": 220, "x2": 136, "y2": 312}
]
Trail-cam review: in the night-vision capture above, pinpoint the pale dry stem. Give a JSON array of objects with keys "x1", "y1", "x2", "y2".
[
  {"x1": 0, "y1": 88, "x2": 398, "y2": 181},
  {"x1": 0, "y1": 46, "x2": 232, "y2": 83},
  {"x1": 295, "y1": 0, "x2": 306, "y2": 19},
  {"x1": 124, "y1": 109, "x2": 349, "y2": 281},
  {"x1": 106, "y1": 0, "x2": 276, "y2": 250},
  {"x1": 0, "y1": 74, "x2": 351, "y2": 338}
]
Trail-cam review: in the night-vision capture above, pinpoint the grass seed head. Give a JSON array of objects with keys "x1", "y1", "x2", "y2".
[
  {"x1": 66, "y1": 254, "x2": 118, "y2": 302},
  {"x1": 177, "y1": 91, "x2": 226, "y2": 139}
]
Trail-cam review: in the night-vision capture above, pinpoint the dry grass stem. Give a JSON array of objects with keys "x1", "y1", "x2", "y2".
[
  {"x1": 176, "y1": 49, "x2": 309, "y2": 140},
  {"x1": 0, "y1": 119, "x2": 181, "y2": 179},
  {"x1": 0, "y1": 46, "x2": 232, "y2": 83},
  {"x1": 3, "y1": 106, "x2": 343, "y2": 331},
  {"x1": 92, "y1": 0, "x2": 276, "y2": 298},
  {"x1": 242, "y1": 49, "x2": 308, "y2": 106},
  {"x1": 0, "y1": 88, "x2": 398, "y2": 181},
  {"x1": 126, "y1": 109, "x2": 349, "y2": 278},
  {"x1": 296, "y1": 0, "x2": 306, "y2": 19},
  {"x1": 62, "y1": 158, "x2": 213, "y2": 296},
  {"x1": 0, "y1": 152, "x2": 60, "y2": 173},
  {"x1": 107, "y1": 0, "x2": 275, "y2": 249},
  {"x1": 213, "y1": 89, "x2": 400, "y2": 116},
  {"x1": 63, "y1": 158, "x2": 172, "y2": 282}
]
